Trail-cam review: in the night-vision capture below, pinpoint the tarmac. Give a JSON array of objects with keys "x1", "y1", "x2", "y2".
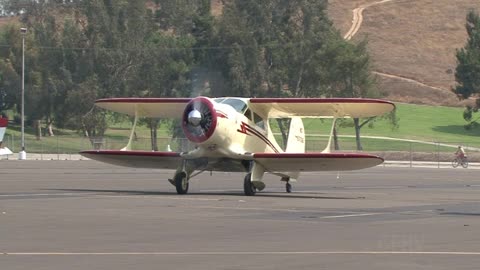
[{"x1": 1, "y1": 160, "x2": 480, "y2": 269}]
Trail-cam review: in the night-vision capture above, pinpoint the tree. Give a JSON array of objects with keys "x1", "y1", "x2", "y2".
[
  {"x1": 210, "y1": 0, "x2": 337, "y2": 146},
  {"x1": 0, "y1": 24, "x2": 26, "y2": 116},
  {"x1": 136, "y1": 33, "x2": 195, "y2": 150},
  {"x1": 323, "y1": 38, "x2": 378, "y2": 150},
  {"x1": 63, "y1": 76, "x2": 108, "y2": 145},
  {"x1": 454, "y1": 10, "x2": 480, "y2": 129},
  {"x1": 0, "y1": 59, "x2": 20, "y2": 112}
]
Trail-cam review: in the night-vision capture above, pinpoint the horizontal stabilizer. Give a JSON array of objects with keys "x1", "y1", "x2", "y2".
[
  {"x1": 253, "y1": 152, "x2": 383, "y2": 173},
  {"x1": 80, "y1": 150, "x2": 182, "y2": 169},
  {"x1": 249, "y1": 98, "x2": 395, "y2": 118}
]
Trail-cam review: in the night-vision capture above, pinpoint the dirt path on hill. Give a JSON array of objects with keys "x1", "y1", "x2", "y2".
[{"x1": 343, "y1": 0, "x2": 449, "y2": 92}]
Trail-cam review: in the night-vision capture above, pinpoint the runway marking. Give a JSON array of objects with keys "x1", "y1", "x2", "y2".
[
  {"x1": 345, "y1": 186, "x2": 405, "y2": 189},
  {"x1": 97, "y1": 195, "x2": 220, "y2": 201},
  {"x1": 0, "y1": 193, "x2": 99, "y2": 198},
  {"x1": 188, "y1": 205, "x2": 363, "y2": 214},
  {"x1": 0, "y1": 192, "x2": 217, "y2": 201},
  {"x1": 3, "y1": 251, "x2": 480, "y2": 256},
  {"x1": 320, "y1": 213, "x2": 383, "y2": 219},
  {"x1": 199, "y1": 189, "x2": 243, "y2": 192}
]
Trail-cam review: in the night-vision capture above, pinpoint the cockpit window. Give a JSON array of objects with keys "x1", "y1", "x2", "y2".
[
  {"x1": 254, "y1": 112, "x2": 265, "y2": 129},
  {"x1": 214, "y1": 98, "x2": 248, "y2": 113},
  {"x1": 213, "y1": 98, "x2": 225, "y2": 103},
  {"x1": 244, "y1": 109, "x2": 252, "y2": 121}
]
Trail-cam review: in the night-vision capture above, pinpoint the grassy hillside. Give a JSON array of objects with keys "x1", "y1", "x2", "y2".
[
  {"x1": 305, "y1": 103, "x2": 479, "y2": 143},
  {"x1": 210, "y1": 0, "x2": 479, "y2": 106},
  {"x1": 328, "y1": 0, "x2": 480, "y2": 106}
]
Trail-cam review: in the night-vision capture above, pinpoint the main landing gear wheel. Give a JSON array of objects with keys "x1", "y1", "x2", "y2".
[
  {"x1": 174, "y1": 172, "x2": 189, "y2": 195},
  {"x1": 286, "y1": 182, "x2": 292, "y2": 193},
  {"x1": 243, "y1": 173, "x2": 256, "y2": 196}
]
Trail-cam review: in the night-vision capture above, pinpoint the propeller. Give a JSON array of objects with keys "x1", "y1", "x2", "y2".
[{"x1": 182, "y1": 97, "x2": 217, "y2": 143}]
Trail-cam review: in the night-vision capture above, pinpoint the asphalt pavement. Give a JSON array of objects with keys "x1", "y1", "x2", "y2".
[{"x1": 1, "y1": 161, "x2": 480, "y2": 269}]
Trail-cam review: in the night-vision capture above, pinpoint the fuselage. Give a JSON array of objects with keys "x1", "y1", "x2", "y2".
[{"x1": 181, "y1": 97, "x2": 283, "y2": 159}]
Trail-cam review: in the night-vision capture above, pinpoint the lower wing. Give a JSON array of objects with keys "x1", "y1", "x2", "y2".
[
  {"x1": 81, "y1": 151, "x2": 383, "y2": 173},
  {"x1": 80, "y1": 150, "x2": 182, "y2": 169},
  {"x1": 253, "y1": 153, "x2": 383, "y2": 173}
]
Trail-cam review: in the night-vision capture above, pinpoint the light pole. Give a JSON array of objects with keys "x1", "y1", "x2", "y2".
[{"x1": 19, "y1": 27, "x2": 27, "y2": 160}]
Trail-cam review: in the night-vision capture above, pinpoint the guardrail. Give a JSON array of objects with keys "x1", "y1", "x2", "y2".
[{"x1": 1, "y1": 134, "x2": 479, "y2": 166}]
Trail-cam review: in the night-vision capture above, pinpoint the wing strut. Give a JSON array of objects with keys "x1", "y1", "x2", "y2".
[
  {"x1": 322, "y1": 118, "x2": 337, "y2": 154},
  {"x1": 121, "y1": 105, "x2": 139, "y2": 151}
]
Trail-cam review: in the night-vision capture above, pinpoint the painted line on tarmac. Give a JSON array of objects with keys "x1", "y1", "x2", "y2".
[
  {"x1": 188, "y1": 205, "x2": 363, "y2": 214},
  {"x1": 0, "y1": 193, "x2": 99, "y2": 198},
  {"x1": 97, "y1": 195, "x2": 220, "y2": 201},
  {"x1": 320, "y1": 213, "x2": 383, "y2": 219},
  {"x1": 345, "y1": 186, "x2": 406, "y2": 189},
  {"x1": 183, "y1": 206, "x2": 394, "y2": 219},
  {"x1": 199, "y1": 189, "x2": 243, "y2": 192},
  {"x1": 3, "y1": 251, "x2": 480, "y2": 256},
  {"x1": 0, "y1": 193, "x2": 219, "y2": 202}
]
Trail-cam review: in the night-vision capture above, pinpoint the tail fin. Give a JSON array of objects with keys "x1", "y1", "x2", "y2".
[{"x1": 285, "y1": 117, "x2": 305, "y2": 153}]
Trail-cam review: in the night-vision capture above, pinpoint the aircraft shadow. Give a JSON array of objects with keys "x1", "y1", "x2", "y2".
[
  {"x1": 46, "y1": 188, "x2": 360, "y2": 200},
  {"x1": 440, "y1": 212, "x2": 480, "y2": 217}
]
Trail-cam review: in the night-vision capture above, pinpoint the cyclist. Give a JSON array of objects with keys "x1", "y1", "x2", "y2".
[{"x1": 455, "y1": 145, "x2": 466, "y2": 160}]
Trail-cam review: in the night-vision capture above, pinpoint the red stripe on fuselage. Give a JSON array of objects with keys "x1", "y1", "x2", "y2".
[
  {"x1": 237, "y1": 122, "x2": 280, "y2": 153},
  {"x1": 216, "y1": 111, "x2": 228, "y2": 119}
]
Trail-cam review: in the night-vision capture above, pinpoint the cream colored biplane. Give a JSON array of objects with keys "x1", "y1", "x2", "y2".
[{"x1": 80, "y1": 97, "x2": 395, "y2": 195}]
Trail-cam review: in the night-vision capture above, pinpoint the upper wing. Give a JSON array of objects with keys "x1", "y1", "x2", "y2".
[
  {"x1": 249, "y1": 98, "x2": 395, "y2": 118},
  {"x1": 95, "y1": 98, "x2": 191, "y2": 118},
  {"x1": 253, "y1": 152, "x2": 383, "y2": 172},
  {"x1": 80, "y1": 150, "x2": 183, "y2": 169}
]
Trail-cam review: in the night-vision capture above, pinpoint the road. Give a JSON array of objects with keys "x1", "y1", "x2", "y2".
[{"x1": 1, "y1": 161, "x2": 480, "y2": 269}]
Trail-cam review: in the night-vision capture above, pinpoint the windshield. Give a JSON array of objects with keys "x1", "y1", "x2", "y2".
[{"x1": 214, "y1": 98, "x2": 248, "y2": 113}]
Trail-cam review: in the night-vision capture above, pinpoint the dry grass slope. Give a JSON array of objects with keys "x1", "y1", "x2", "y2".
[
  {"x1": 329, "y1": 0, "x2": 480, "y2": 106},
  {"x1": 214, "y1": 0, "x2": 479, "y2": 106}
]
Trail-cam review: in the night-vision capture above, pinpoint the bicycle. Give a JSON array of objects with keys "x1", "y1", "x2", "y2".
[{"x1": 452, "y1": 156, "x2": 468, "y2": 168}]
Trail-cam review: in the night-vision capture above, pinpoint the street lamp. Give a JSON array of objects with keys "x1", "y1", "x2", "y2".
[{"x1": 19, "y1": 27, "x2": 27, "y2": 160}]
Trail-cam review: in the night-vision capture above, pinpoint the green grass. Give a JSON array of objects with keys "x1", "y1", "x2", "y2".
[
  {"x1": 302, "y1": 103, "x2": 480, "y2": 146},
  {"x1": 2, "y1": 103, "x2": 479, "y2": 153}
]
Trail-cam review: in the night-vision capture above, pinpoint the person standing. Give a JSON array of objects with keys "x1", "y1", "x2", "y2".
[{"x1": 0, "y1": 113, "x2": 7, "y2": 149}]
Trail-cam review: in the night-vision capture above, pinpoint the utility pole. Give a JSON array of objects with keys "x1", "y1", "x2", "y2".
[{"x1": 19, "y1": 27, "x2": 27, "y2": 160}]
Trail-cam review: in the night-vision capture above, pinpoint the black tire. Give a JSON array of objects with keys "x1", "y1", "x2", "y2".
[
  {"x1": 243, "y1": 173, "x2": 256, "y2": 196},
  {"x1": 452, "y1": 159, "x2": 459, "y2": 168},
  {"x1": 462, "y1": 158, "x2": 469, "y2": 168},
  {"x1": 175, "y1": 172, "x2": 189, "y2": 194},
  {"x1": 286, "y1": 183, "x2": 292, "y2": 193}
]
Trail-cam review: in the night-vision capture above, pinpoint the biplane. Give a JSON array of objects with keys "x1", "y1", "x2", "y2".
[{"x1": 80, "y1": 96, "x2": 395, "y2": 195}]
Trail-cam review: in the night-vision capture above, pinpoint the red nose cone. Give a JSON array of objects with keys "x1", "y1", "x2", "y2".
[{"x1": 182, "y1": 97, "x2": 217, "y2": 144}]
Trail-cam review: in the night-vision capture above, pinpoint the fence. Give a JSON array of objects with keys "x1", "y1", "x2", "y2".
[{"x1": 1, "y1": 134, "x2": 479, "y2": 163}]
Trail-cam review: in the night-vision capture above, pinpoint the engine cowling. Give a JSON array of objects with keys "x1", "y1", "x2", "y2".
[{"x1": 182, "y1": 97, "x2": 217, "y2": 144}]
